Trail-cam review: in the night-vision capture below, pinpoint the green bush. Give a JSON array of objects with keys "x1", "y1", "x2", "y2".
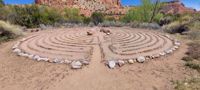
[
  {"x1": 91, "y1": 12, "x2": 104, "y2": 25},
  {"x1": 0, "y1": 20, "x2": 22, "y2": 42},
  {"x1": 0, "y1": 5, "x2": 63, "y2": 28},
  {"x1": 83, "y1": 17, "x2": 91, "y2": 24},
  {"x1": 122, "y1": 0, "x2": 162, "y2": 23},
  {"x1": 64, "y1": 8, "x2": 83, "y2": 23}
]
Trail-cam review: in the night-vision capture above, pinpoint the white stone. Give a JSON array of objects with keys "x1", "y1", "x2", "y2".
[
  {"x1": 12, "y1": 43, "x2": 20, "y2": 49},
  {"x1": 39, "y1": 57, "x2": 49, "y2": 61},
  {"x1": 159, "y1": 52, "x2": 166, "y2": 56},
  {"x1": 165, "y1": 49, "x2": 173, "y2": 54},
  {"x1": 64, "y1": 60, "x2": 72, "y2": 64},
  {"x1": 117, "y1": 60, "x2": 125, "y2": 67},
  {"x1": 171, "y1": 47, "x2": 176, "y2": 51},
  {"x1": 174, "y1": 42, "x2": 181, "y2": 46},
  {"x1": 13, "y1": 48, "x2": 21, "y2": 53},
  {"x1": 128, "y1": 59, "x2": 134, "y2": 64},
  {"x1": 136, "y1": 56, "x2": 146, "y2": 63},
  {"x1": 19, "y1": 53, "x2": 29, "y2": 57},
  {"x1": 28, "y1": 54, "x2": 34, "y2": 59},
  {"x1": 33, "y1": 55, "x2": 40, "y2": 60},
  {"x1": 71, "y1": 61, "x2": 82, "y2": 69},
  {"x1": 53, "y1": 58, "x2": 60, "y2": 63},
  {"x1": 154, "y1": 54, "x2": 160, "y2": 58},
  {"x1": 174, "y1": 46, "x2": 179, "y2": 49},
  {"x1": 20, "y1": 38, "x2": 26, "y2": 42},
  {"x1": 108, "y1": 60, "x2": 116, "y2": 69},
  {"x1": 59, "y1": 60, "x2": 65, "y2": 64}
]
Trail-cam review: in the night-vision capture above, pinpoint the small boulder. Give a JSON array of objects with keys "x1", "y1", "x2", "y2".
[
  {"x1": 174, "y1": 46, "x2": 179, "y2": 49},
  {"x1": 108, "y1": 60, "x2": 116, "y2": 69},
  {"x1": 33, "y1": 55, "x2": 40, "y2": 61},
  {"x1": 165, "y1": 49, "x2": 173, "y2": 54},
  {"x1": 71, "y1": 61, "x2": 82, "y2": 69},
  {"x1": 159, "y1": 52, "x2": 166, "y2": 56},
  {"x1": 53, "y1": 58, "x2": 60, "y2": 63},
  {"x1": 64, "y1": 60, "x2": 72, "y2": 64},
  {"x1": 13, "y1": 48, "x2": 21, "y2": 53},
  {"x1": 128, "y1": 59, "x2": 135, "y2": 64},
  {"x1": 28, "y1": 54, "x2": 34, "y2": 59},
  {"x1": 174, "y1": 42, "x2": 181, "y2": 46},
  {"x1": 136, "y1": 56, "x2": 145, "y2": 63},
  {"x1": 117, "y1": 60, "x2": 125, "y2": 67}
]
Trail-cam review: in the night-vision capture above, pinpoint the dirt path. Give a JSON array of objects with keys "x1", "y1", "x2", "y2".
[{"x1": 0, "y1": 29, "x2": 198, "y2": 90}]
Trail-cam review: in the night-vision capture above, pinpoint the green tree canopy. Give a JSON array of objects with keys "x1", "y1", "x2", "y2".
[{"x1": 122, "y1": 0, "x2": 163, "y2": 23}]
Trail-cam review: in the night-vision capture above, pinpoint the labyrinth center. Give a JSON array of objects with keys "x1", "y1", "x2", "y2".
[{"x1": 12, "y1": 27, "x2": 180, "y2": 66}]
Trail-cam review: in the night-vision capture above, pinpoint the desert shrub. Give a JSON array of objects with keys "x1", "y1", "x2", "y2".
[
  {"x1": 187, "y1": 42, "x2": 200, "y2": 60},
  {"x1": 162, "y1": 21, "x2": 189, "y2": 34},
  {"x1": 188, "y1": 21, "x2": 200, "y2": 30},
  {"x1": 185, "y1": 61, "x2": 200, "y2": 72},
  {"x1": 0, "y1": 6, "x2": 14, "y2": 20},
  {"x1": 63, "y1": 8, "x2": 83, "y2": 23},
  {"x1": 154, "y1": 13, "x2": 164, "y2": 23},
  {"x1": 188, "y1": 31, "x2": 200, "y2": 40},
  {"x1": 182, "y1": 56, "x2": 193, "y2": 62},
  {"x1": 91, "y1": 12, "x2": 104, "y2": 25},
  {"x1": 0, "y1": 5, "x2": 63, "y2": 28},
  {"x1": 83, "y1": 17, "x2": 91, "y2": 24},
  {"x1": 100, "y1": 21, "x2": 125, "y2": 27},
  {"x1": 174, "y1": 78, "x2": 200, "y2": 90},
  {"x1": 0, "y1": 20, "x2": 22, "y2": 42},
  {"x1": 130, "y1": 22, "x2": 160, "y2": 29},
  {"x1": 182, "y1": 42, "x2": 200, "y2": 71}
]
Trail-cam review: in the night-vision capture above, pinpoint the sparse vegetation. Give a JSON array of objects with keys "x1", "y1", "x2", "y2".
[
  {"x1": 0, "y1": 20, "x2": 22, "y2": 42},
  {"x1": 63, "y1": 8, "x2": 83, "y2": 23},
  {"x1": 174, "y1": 78, "x2": 200, "y2": 90},
  {"x1": 91, "y1": 12, "x2": 104, "y2": 25},
  {"x1": 181, "y1": 42, "x2": 200, "y2": 72},
  {"x1": 122, "y1": 0, "x2": 163, "y2": 23}
]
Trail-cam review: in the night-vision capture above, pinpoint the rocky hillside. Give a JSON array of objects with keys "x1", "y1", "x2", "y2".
[
  {"x1": 35, "y1": 0, "x2": 125, "y2": 16},
  {"x1": 160, "y1": 0, "x2": 197, "y2": 14}
]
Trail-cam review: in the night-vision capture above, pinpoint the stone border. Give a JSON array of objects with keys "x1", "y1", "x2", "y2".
[
  {"x1": 106, "y1": 34, "x2": 181, "y2": 69},
  {"x1": 12, "y1": 37, "x2": 90, "y2": 69}
]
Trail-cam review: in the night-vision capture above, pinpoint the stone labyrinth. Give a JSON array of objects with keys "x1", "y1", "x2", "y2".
[{"x1": 12, "y1": 27, "x2": 181, "y2": 69}]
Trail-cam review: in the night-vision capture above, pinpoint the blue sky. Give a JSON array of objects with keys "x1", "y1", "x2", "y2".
[{"x1": 3, "y1": 0, "x2": 200, "y2": 10}]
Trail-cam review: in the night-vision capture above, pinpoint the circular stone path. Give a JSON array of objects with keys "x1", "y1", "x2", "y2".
[{"x1": 12, "y1": 27, "x2": 181, "y2": 68}]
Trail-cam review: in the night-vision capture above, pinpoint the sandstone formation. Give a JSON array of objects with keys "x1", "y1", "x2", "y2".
[
  {"x1": 161, "y1": 0, "x2": 197, "y2": 14},
  {"x1": 35, "y1": 0, "x2": 125, "y2": 16}
]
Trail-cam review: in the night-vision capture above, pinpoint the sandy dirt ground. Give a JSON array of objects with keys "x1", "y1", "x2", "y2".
[{"x1": 0, "y1": 28, "x2": 198, "y2": 90}]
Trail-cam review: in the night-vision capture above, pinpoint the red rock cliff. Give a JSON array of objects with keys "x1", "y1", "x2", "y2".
[{"x1": 35, "y1": 0, "x2": 124, "y2": 16}]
